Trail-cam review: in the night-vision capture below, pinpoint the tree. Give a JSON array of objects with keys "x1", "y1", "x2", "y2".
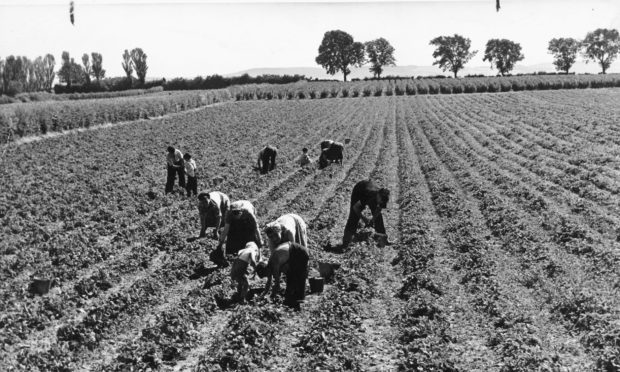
[
  {"x1": 316, "y1": 30, "x2": 365, "y2": 82},
  {"x1": 581, "y1": 28, "x2": 620, "y2": 74},
  {"x1": 430, "y1": 34, "x2": 477, "y2": 78},
  {"x1": 91, "y1": 52, "x2": 105, "y2": 82},
  {"x1": 43, "y1": 54, "x2": 55, "y2": 90},
  {"x1": 483, "y1": 38, "x2": 524, "y2": 76},
  {"x1": 365, "y1": 38, "x2": 396, "y2": 78},
  {"x1": 547, "y1": 38, "x2": 580, "y2": 74},
  {"x1": 2, "y1": 56, "x2": 25, "y2": 94},
  {"x1": 58, "y1": 51, "x2": 85, "y2": 87},
  {"x1": 82, "y1": 53, "x2": 91, "y2": 84},
  {"x1": 130, "y1": 48, "x2": 148, "y2": 85},
  {"x1": 121, "y1": 49, "x2": 133, "y2": 83}
]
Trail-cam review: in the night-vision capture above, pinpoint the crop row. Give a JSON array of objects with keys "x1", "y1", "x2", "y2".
[
  {"x1": 229, "y1": 74, "x2": 620, "y2": 101},
  {"x1": 409, "y1": 95, "x2": 619, "y2": 369},
  {"x1": 0, "y1": 89, "x2": 232, "y2": 143},
  {"x1": 0, "y1": 99, "x2": 365, "y2": 370}
]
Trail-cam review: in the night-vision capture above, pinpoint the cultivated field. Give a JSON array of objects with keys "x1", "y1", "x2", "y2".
[{"x1": 1, "y1": 89, "x2": 619, "y2": 371}]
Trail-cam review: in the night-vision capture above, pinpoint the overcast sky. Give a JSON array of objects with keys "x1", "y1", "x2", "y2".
[{"x1": 1, "y1": 0, "x2": 619, "y2": 78}]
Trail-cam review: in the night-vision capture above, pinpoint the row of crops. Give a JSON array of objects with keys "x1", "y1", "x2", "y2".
[
  {"x1": 0, "y1": 86, "x2": 165, "y2": 105},
  {"x1": 229, "y1": 73, "x2": 620, "y2": 100},
  {"x1": 0, "y1": 89, "x2": 232, "y2": 143},
  {"x1": 1, "y1": 73, "x2": 619, "y2": 144}
]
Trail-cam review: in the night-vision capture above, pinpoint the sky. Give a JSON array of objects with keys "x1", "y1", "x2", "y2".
[{"x1": 1, "y1": 0, "x2": 620, "y2": 79}]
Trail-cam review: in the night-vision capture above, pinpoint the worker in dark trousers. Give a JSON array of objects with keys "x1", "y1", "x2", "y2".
[
  {"x1": 166, "y1": 146, "x2": 185, "y2": 194},
  {"x1": 257, "y1": 145, "x2": 277, "y2": 174},
  {"x1": 256, "y1": 241, "x2": 309, "y2": 310},
  {"x1": 342, "y1": 179, "x2": 390, "y2": 247},
  {"x1": 212, "y1": 200, "x2": 263, "y2": 267}
]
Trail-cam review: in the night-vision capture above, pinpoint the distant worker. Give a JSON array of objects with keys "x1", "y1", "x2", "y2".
[
  {"x1": 318, "y1": 140, "x2": 344, "y2": 169},
  {"x1": 257, "y1": 145, "x2": 278, "y2": 174},
  {"x1": 264, "y1": 213, "x2": 308, "y2": 252},
  {"x1": 166, "y1": 146, "x2": 186, "y2": 194},
  {"x1": 296, "y1": 147, "x2": 312, "y2": 167},
  {"x1": 215, "y1": 200, "x2": 263, "y2": 258},
  {"x1": 256, "y1": 241, "x2": 309, "y2": 309},
  {"x1": 197, "y1": 191, "x2": 230, "y2": 239},
  {"x1": 230, "y1": 242, "x2": 260, "y2": 304},
  {"x1": 183, "y1": 153, "x2": 198, "y2": 197},
  {"x1": 343, "y1": 179, "x2": 390, "y2": 247}
]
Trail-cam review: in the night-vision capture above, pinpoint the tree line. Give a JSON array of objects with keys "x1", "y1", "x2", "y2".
[
  {"x1": 316, "y1": 28, "x2": 620, "y2": 80},
  {"x1": 0, "y1": 48, "x2": 148, "y2": 96}
]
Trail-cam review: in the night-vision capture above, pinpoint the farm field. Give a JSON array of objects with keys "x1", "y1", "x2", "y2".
[{"x1": 1, "y1": 89, "x2": 619, "y2": 371}]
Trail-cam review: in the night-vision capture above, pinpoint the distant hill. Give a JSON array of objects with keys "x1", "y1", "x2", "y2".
[{"x1": 225, "y1": 61, "x2": 619, "y2": 80}]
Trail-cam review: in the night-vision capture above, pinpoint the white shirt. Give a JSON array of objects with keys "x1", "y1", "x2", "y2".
[
  {"x1": 237, "y1": 243, "x2": 259, "y2": 265},
  {"x1": 184, "y1": 158, "x2": 196, "y2": 177}
]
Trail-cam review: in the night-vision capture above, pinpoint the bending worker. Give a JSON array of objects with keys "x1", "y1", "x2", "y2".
[
  {"x1": 257, "y1": 145, "x2": 278, "y2": 174},
  {"x1": 256, "y1": 241, "x2": 309, "y2": 309},
  {"x1": 216, "y1": 200, "x2": 263, "y2": 257},
  {"x1": 264, "y1": 213, "x2": 308, "y2": 252},
  {"x1": 342, "y1": 179, "x2": 390, "y2": 247},
  {"x1": 197, "y1": 191, "x2": 230, "y2": 239}
]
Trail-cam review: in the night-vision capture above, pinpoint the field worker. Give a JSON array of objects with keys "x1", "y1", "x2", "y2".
[
  {"x1": 320, "y1": 140, "x2": 334, "y2": 151},
  {"x1": 264, "y1": 213, "x2": 308, "y2": 252},
  {"x1": 256, "y1": 241, "x2": 309, "y2": 309},
  {"x1": 230, "y1": 242, "x2": 260, "y2": 304},
  {"x1": 166, "y1": 146, "x2": 186, "y2": 194},
  {"x1": 216, "y1": 200, "x2": 263, "y2": 256},
  {"x1": 342, "y1": 179, "x2": 390, "y2": 247},
  {"x1": 183, "y1": 153, "x2": 198, "y2": 197},
  {"x1": 197, "y1": 191, "x2": 230, "y2": 239},
  {"x1": 318, "y1": 141, "x2": 344, "y2": 169},
  {"x1": 296, "y1": 147, "x2": 312, "y2": 167},
  {"x1": 257, "y1": 145, "x2": 278, "y2": 174}
]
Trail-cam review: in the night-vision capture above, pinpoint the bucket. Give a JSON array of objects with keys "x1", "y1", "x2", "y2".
[
  {"x1": 30, "y1": 278, "x2": 53, "y2": 295},
  {"x1": 309, "y1": 277, "x2": 324, "y2": 294}
]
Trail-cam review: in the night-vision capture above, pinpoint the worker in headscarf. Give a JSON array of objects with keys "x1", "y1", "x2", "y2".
[
  {"x1": 216, "y1": 200, "x2": 263, "y2": 257},
  {"x1": 257, "y1": 145, "x2": 278, "y2": 174},
  {"x1": 197, "y1": 191, "x2": 230, "y2": 239},
  {"x1": 264, "y1": 213, "x2": 308, "y2": 252},
  {"x1": 342, "y1": 179, "x2": 390, "y2": 247},
  {"x1": 256, "y1": 241, "x2": 309, "y2": 309}
]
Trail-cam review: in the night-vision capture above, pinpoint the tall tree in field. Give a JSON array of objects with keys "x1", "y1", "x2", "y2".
[
  {"x1": 130, "y1": 48, "x2": 148, "y2": 85},
  {"x1": 365, "y1": 38, "x2": 396, "y2": 78},
  {"x1": 91, "y1": 52, "x2": 105, "y2": 82},
  {"x1": 58, "y1": 51, "x2": 73, "y2": 87},
  {"x1": 2, "y1": 56, "x2": 27, "y2": 94},
  {"x1": 430, "y1": 34, "x2": 477, "y2": 78},
  {"x1": 58, "y1": 52, "x2": 85, "y2": 87},
  {"x1": 547, "y1": 38, "x2": 580, "y2": 74},
  {"x1": 581, "y1": 28, "x2": 620, "y2": 74},
  {"x1": 82, "y1": 53, "x2": 91, "y2": 84},
  {"x1": 33, "y1": 57, "x2": 45, "y2": 91},
  {"x1": 43, "y1": 54, "x2": 55, "y2": 90},
  {"x1": 121, "y1": 49, "x2": 133, "y2": 83},
  {"x1": 483, "y1": 39, "x2": 524, "y2": 76},
  {"x1": 316, "y1": 30, "x2": 365, "y2": 82}
]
